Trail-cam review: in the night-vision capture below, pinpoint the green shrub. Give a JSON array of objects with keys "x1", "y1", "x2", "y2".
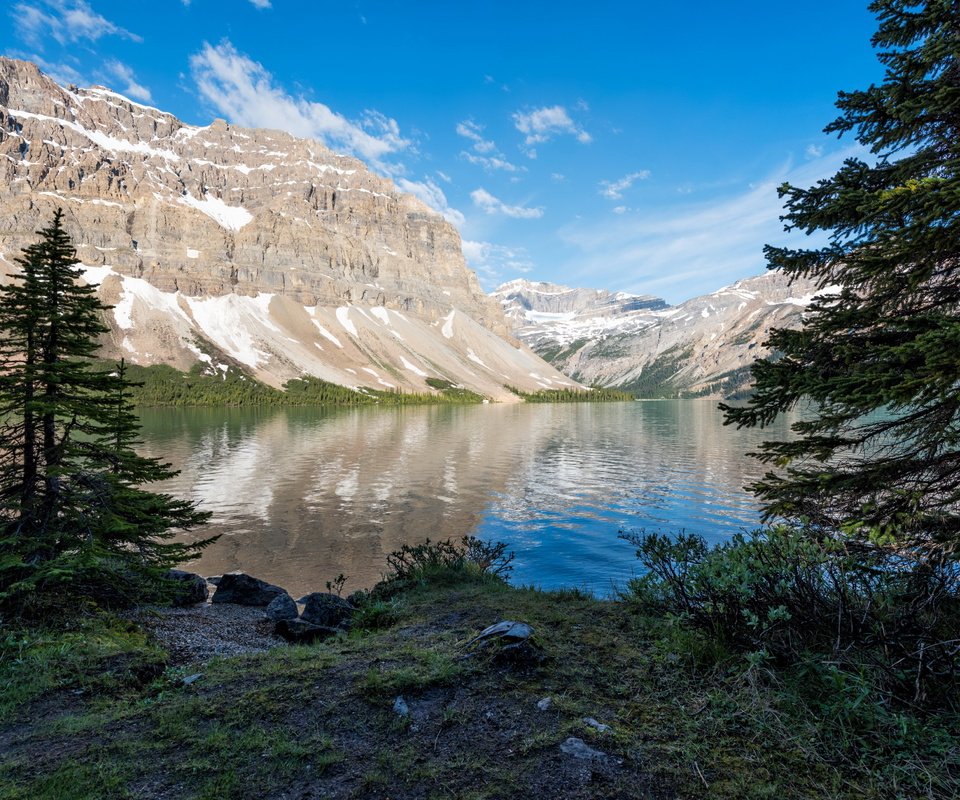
[
  {"x1": 378, "y1": 536, "x2": 514, "y2": 593},
  {"x1": 623, "y1": 526, "x2": 960, "y2": 706}
]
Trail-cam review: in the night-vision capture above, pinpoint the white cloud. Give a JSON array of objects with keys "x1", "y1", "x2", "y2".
[
  {"x1": 558, "y1": 145, "x2": 866, "y2": 303},
  {"x1": 189, "y1": 40, "x2": 411, "y2": 171},
  {"x1": 462, "y1": 240, "x2": 535, "y2": 287},
  {"x1": 512, "y1": 105, "x2": 591, "y2": 156},
  {"x1": 551, "y1": 173, "x2": 566, "y2": 182},
  {"x1": 249, "y1": 0, "x2": 271, "y2": 7},
  {"x1": 461, "y1": 151, "x2": 522, "y2": 173},
  {"x1": 470, "y1": 188, "x2": 544, "y2": 219},
  {"x1": 13, "y1": 1, "x2": 141, "y2": 47},
  {"x1": 395, "y1": 177, "x2": 465, "y2": 227},
  {"x1": 104, "y1": 60, "x2": 152, "y2": 102},
  {"x1": 599, "y1": 170, "x2": 651, "y2": 200},
  {"x1": 435, "y1": 170, "x2": 452, "y2": 183},
  {"x1": 456, "y1": 120, "x2": 522, "y2": 172},
  {"x1": 805, "y1": 143, "x2": 824, "y2": 159},
  {"x1": 456, "y1": 120, "x2": 494, "y2": 152},
  {"x1": 612, "y1": 206, "x2": 627, "y2": 215}
]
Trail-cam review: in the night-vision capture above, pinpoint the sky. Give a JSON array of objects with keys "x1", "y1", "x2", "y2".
[{"x1": 1, "y1": 1, "x2": 884, "y2": 303}]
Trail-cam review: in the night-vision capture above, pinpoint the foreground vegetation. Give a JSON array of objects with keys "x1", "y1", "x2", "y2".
[{"x1": 1, "y1": 542, "x2": 956, "y2": 800}]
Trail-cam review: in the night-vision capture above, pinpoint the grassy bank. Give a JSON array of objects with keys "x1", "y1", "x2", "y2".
[{"x1": 2, "y1": 565, "x2": 956, "y2": 799}]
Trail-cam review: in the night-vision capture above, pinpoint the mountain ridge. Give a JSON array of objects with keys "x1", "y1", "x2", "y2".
[
  {"x1": 0, "y1": 58, "x2": 579, "y2": 400},
  {"x1": 494, "y1": 272, "x2": 820, "y2": 398}
]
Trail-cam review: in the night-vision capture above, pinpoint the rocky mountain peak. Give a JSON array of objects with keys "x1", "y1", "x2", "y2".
[{"x1": 0, "y1": 58, "x2": 579, "y2": 399}]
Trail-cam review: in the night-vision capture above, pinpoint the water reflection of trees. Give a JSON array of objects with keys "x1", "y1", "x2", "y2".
[{"x1": 135, "y1": 401, "x2": 796, "y2": 595}]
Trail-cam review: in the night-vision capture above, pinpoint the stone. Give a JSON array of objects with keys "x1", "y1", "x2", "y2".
[
  {"x1": 466, "y1": 620, "x2": 534, "y2": 648},
  {"x1": 393, "y1": 696, "x2": 409, "y2": 717},
  {"x1": 583, "y1": 717, "x2": 611, "y2": 733},
  {"x1": 560, "y1": 737, "x2": 607, "y2": 761},
  {"x1": 166, "y1": 569, "x2": 208, "y2": 606},
  {"x1": 274, "y1": 618, "x2": 338, "y2": 645},
  {"x1": 263, "y1": 593, "x2": 298, "y2": 621},
  {"x1": 182, "y1": 673, "x2": 203, "y2": 686},
  {"x1": 536, "y1": 697, "x2": 552, "y2": 711},
  {"x1": 300, "y1": 592, "x2": 356, "y2": 628},
  {"x1": 211, "y1": 573, "x2": 286, "y2": 606}
]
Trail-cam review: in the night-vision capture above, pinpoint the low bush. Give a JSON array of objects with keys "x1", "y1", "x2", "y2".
[
  {"x1": 623, "y1": 526, "x2": 960, "y2": 706},
  {"x1": 378, "y1": 536, "x2": 514, "y2": 593}
]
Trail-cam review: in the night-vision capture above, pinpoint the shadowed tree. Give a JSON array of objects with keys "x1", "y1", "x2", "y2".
[
  {"x1": 722, "y1": 0, "x2": 960, "y2": 554},
  {"x1": 0, "y1": 210, "x2": 212, "y2": 602}
]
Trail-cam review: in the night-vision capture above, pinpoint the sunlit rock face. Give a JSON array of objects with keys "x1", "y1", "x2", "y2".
[
  {"x1": 0, "y1": 58, "x2": 578, "y2": 400},
  {"x1": 494, "y1": 272, "x2": 820, "y2": 398}
]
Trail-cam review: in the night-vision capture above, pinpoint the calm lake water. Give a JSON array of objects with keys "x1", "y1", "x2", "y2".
[{"x1": 138, "y1": 399, "x2": 796, "y2": 597}]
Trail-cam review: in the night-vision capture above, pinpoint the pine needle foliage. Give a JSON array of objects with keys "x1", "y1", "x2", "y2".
[
  {"x1": 0, "y1": 211, "x2": 213, "y2": 607},
  {"x1": 722, "y1": 1, "x2": 960, "y2": 554}
]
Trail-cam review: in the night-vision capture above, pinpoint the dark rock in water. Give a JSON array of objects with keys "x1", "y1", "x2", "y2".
[
  {"x1": 274, "y1": 618, "x2": 338, "y2": 644},
  {"x1": 211, "y1": 573, "x2": 286, "y2": 606},
  {"x1": 300, "y1": 592, "x2": 356, "y2": 628},
  {"x1": 167, "y1": 569, "x2": 208, "y2": 606},
  {"x1": 264, "y1": 593, "x2": 298, "y2": 621}
]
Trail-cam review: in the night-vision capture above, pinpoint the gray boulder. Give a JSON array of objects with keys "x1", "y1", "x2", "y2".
[
  {"x1": 167, "y1": 569, "x2": 208, "y2": 606},
  {"x1": 300, "y1": 592, "x2": 355, "y2": 628},
  {"x1": 274, "y1": 618, "x2": 338, "y2": 645},
  {"x1": 560, "y1": 737, "x2": 608, "y2": 761},
  {"x1": 211, "y1": 573, "x2": 286, "y2": 606},
  {"x1": 264, "y1": 593, "x2": 298, "y2": 621}
]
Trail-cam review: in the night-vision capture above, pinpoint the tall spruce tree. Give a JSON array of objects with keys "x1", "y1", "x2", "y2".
[
  {"x1": 722, "y1": 1, "x2": 960, "y2": 554},
  {"x1": 0, "y1": 210, "x2": 211, "y2": 600}
]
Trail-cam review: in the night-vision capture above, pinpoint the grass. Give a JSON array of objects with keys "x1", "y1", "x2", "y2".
[{"x1": 1, "y1": 570, "x2": 957, "y2": 799}]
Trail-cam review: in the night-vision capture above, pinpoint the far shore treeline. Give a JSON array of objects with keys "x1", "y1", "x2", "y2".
[{"x1": 108, "y1": 362, "x2": 636, "y2": 407}]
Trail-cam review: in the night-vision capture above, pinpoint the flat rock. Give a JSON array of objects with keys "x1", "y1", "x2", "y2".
[
  {"x1": 211, "y1": 573, "x2": 286, "y2": 606},
  {"x1": 560, "y1": 737, "x2": 608, "y2": 761},
  {"x1": 274, "y1": 618, "x2": 338, "y2": 645}
]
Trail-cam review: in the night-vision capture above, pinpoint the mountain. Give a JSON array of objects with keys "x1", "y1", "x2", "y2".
[
  {"x1": 0, "y1": 58, "x2": 579, "y2": 400},
  {"x1": 494, "y1": 271, "x2": 821, "y2": 398}
]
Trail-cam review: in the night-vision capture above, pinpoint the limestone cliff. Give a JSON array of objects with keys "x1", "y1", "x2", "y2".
[{"x1": 0, "y1": 58, "x2": 576, "y2": 399}]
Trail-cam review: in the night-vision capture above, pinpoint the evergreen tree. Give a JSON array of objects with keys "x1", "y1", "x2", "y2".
[
  {"x1": 722, "y1": 1, "x2": 960, "y2": 554},
  {"x1": 0, "y1": 210, "x2": 212, "y2": 601}
]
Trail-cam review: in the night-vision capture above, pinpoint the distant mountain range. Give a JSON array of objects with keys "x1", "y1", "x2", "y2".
[
  {"x1": 493, "y1": 271, "x2": 821, "y2": 398},
  {"x1": 0, "y1": 58, "x2": 579, "y2": 401}
]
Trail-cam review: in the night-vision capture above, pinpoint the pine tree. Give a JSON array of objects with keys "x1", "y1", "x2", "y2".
[
  {"x1": 722, "y1": 1, "x2": 960, "y2": 554},
  {"x1": 0, "y1": 210, "x2": 212, "y2": 601}
]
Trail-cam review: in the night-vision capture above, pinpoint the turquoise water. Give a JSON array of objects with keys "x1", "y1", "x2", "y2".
[{"x1": 137, "y1": 400, "x2": 796, "y2": 597}]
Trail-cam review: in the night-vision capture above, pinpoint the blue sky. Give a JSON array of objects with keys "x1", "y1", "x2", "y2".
[{"x1": 2, "y1": 1, "x2": 882, "y2": 303}]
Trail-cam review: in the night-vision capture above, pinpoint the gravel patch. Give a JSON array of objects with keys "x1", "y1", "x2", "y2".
[{"x1": 128, "y1": 602, "x2": 286, "y2": 664}]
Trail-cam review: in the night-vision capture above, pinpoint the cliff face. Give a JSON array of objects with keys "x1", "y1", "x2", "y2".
[
  {"x1": 0, "y1": 58, "x2": 576, "y2": 399},
  {"x1": 495, "y1": 272, "x2": 821, "y2": 398}
]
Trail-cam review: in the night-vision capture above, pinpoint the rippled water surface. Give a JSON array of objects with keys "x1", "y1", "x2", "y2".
[{"x1": 138, "y1": 400, "x2": 796, "y2": 596}]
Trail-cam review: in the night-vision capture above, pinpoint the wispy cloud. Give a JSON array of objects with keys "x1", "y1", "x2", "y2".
[
  {"x1": 512, "y1": 105, "x2": 590, "y2": 157},
  {"x1": 189, "y1": 40, "x2": 411, "y2": 171},
  {"x1": 558, "y1": 146, "x2": 864, "y2": 303},
  {"x1": 396, "y1": 177, "x2": 465, "y2": 227},
  {"x1": 470, "y1": 188, "x2": 543, "y2": 219},
  {"x1": 599, "y1": 170, "x2": 650, "y2": 200},
  {"x1": 103, "y1": 60, "x2": 152, "y2": 102},
  {"x1": 13, "y1": 0, "x2": 141, "y2": 47},
  {"x1": 456, "y1": 119, "x2": 522, "y2": 173},
  {"x1": 462, "y1": 240, "x2": 535, "y2": 288},
  {"x1": 805, "y1": 143, "x2": 824, "y2": 159},
  {"x1": 249, "y1": 0, "x2": 271, "y2": 8}
]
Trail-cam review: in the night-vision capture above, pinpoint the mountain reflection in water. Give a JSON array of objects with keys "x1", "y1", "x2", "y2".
[{"x1": 137, "y1": 400, "x2": 796, "y2": 597}]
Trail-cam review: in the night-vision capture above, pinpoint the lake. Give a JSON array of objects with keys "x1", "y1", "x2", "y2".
[{"x1": 138, "y1": 399, "x2": 796, "y2": 597}]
